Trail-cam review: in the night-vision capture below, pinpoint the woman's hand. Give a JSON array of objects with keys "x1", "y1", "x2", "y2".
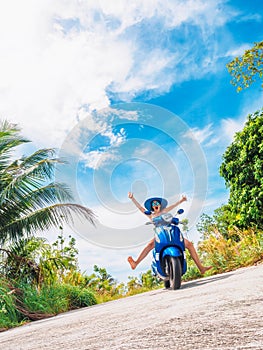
[
  {"x1": 181, "y1": 195, "x2": 187, "y2": 202},
  {"x1": 128, "y1": 192, "x2": 133, "y2": 199}
]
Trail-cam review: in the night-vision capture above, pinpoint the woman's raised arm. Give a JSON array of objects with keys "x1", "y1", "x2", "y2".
[
  {"x1": 128, "y1": 192, "x2": 146, "y2": 214},
  {"x1": 163, "y1": 195, "x2": 187, "y2": 213}
]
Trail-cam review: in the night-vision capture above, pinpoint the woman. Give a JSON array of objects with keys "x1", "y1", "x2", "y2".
[{"x1": 127, "y1": 192, "x2": 212, "y2": 274}]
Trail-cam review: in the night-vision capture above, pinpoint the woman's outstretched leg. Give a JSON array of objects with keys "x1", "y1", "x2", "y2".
[
  {"x1": 128, "y1": 239, "x2": 155, "y2": 270},
  {"x1": 184, "y1": 239, "x2": 212, "y2": 274}
]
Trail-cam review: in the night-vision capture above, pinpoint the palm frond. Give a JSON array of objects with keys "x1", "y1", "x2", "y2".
[
  {"x1": 0, "y1": 156, "x2": 67, "y2": 206},
  {"x1": 0, "y1": 120, "x2": 29, "y2": 169},
  {"x1": 19, "y1": 148, "x2": 65, "y2": 178},
  {"x1": 0, "y1": 183, "x2": 74, "y2": 221},
  {"x1": 0, "y1": 203, "x2": 96, "y2": 243}
]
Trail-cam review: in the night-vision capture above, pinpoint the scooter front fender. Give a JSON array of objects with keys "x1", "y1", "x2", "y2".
[
  {"x1": 162, "y1": 246, "x2": 182, "y2": 258},
  {"x1": 162, "y1": 247, "x2": 187, "y2": 275}
]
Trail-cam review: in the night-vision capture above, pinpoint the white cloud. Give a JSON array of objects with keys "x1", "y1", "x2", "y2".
[
  {"x1": 0, "y1": 0, "x2": 234, "y2": 148},
  {"x1": 220, "y1": 90, "x2": 263, "y2": 144},
  {"x1": 221, "y1": 117, "x2": 245, "y2": 141},
  {"x1": 98, "y1": 107, "x2": 139, "y2": 121},
  {"x1": 184, "y1": 124, "x2": 214, "y2": 144},
  {"x1": 81, "y1": 149, "x2": 120, "y2": 170},
  {"x1": 225, "y1": 43, "x2": 252, "y2": 58},
  {"x1": 75, "y1": 110, "x2": 127, "y2": 169},
  {"x1": 103, "y1": 128, "x2": 126, "y2": 147},
  {"x1": 0, "y1": 1, "x2": 133, "y2": 148}
]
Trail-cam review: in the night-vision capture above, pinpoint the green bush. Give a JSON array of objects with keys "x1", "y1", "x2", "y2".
[
  {"x1": 60, "y1": 284, "x2": 97, "y2": 309},
  {"x1": 182, "y1": 266, "x2": 203, "y2": 281},
  {"x1": 20, "y1": 283, "x2": 97, "y2": 315},
  {"x1": 198, "y1": 228, "x2": 263, "y2": 273},
  {"x1": 21, "y1": 283, "x2": 68, "y2": 314}
]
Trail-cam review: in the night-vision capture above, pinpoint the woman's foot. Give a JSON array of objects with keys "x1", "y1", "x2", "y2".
[
  {"x1": 127, "y1": 256, "x2": 137, "y2": 270},
  {"x1": 199, "y1": 265, "x2": 212, "y2": 274}
]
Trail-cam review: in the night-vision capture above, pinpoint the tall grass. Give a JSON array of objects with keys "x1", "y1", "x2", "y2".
[
  {"x1": 0, "y1": 279, "x2": 22, "y2": 330},
  {"x1": 198, "y1": 228, "x2": 263, "y2": 273},
  {"x1": 20, "y1": 283, "x2": 97, "y2": 315},
  {"x1": 0, "y1": 281, "x2": 97, "y2": 331}
]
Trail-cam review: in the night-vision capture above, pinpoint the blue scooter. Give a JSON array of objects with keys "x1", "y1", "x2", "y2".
[{"x1": 150, "y1": 209, "x2": 187, "y2": 290}]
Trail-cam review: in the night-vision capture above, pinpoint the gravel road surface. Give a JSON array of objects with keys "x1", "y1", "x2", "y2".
[{"x1": 1, "y1": 264, "x2": 262, "y2": 350}]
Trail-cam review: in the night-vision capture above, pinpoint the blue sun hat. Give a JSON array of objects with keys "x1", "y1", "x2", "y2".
[{"x1": 144, "y1": 197, "x2": 168, "y2": 214}]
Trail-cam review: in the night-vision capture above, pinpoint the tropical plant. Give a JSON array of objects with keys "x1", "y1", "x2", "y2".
[
  {"x1": 0, "y1": 238, "x2": 43, "y2": 285},
  {"x1": 0, "y1": 234, "x2": 80, "y2": 287},
  {"x1": 0, "y1": 233, "x2": 98, "y2": 329},
  {"x1": 0, "y1": 120, "x2": 95, "y2": 244},
  {"x1": 86, "y1": 265, "x2": 118, "y2": 294},
  {"x1": 219, "y1": 109, "x2": 263, "y2": 229},
  {"x1": 227, "y1": 40, "x2": 263, "y2": 92}
]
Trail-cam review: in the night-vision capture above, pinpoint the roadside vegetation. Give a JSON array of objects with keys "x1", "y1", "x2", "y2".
[
  {"x1": 0, "y1": 122, "x2": 97, "y2": 331},
  {"x1": 1, "y1": 41, "x2": 263, "y2": 331}
]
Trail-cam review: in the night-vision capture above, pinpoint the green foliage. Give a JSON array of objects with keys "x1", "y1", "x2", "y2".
[
  {"x1": 227, "y1": 41, "x2": 263, "y2": 92},
  {"x1": 0, "y1": 234, "x2": 79, "y2": 287},
  {"x1": 141, "y1": 269, "x2": 161, "y2": 289},
  {"x1": 197, "y1": 205, "x2": 237, "y2": 241},
  {"x1": 126, "y1": 275, "x2": 142, "y2": 295},
  {"x1": 220, "y1": 109, "x2": 263, "y2": 229},
  {"x1": 82, "y1": 265, "x2": 126, "y2": 302},
  {"x1": 0, "y1": 120, "x2": 95, "y2": 244},
  {"x1": 0, "y1": 279, "x2": 21, "y2": 329},
  {"x1": 180, "y1": 218, "x2": 189, "y2": 233},
  {"x1": 213, "y1": 205, "x2": 237, "y2": 239},
  {"x1": 40, "y1": 234, "x2": 79, "y2": 286},
  {"x1": 85, "y1": 265, "x2": 117, "y2": 292},
  {"x1": 182, "y1": 249, "x2": 205, "y2": 280},
  {"x1": 20, "y1": 282, "x2": 67, "y2": 315},
  {"x1": 0, "y1": 280, "x2": 97, "y2": 330},
  {"x1": 20, "y1": 283, "x2": 97, "y2": 314},
  {"x1": 0, "y1": 233, "x2": 97, "y2": 330},
  {"x1": 197, "y1": 213, "x2": 216, "y2": 240},
  {"x1": 198, "y1": 228, "x2": 263, "y2": 273},
  {"x1": 126, "y1": 270, "x2": 162, "y2": 296},
  {"x1": 60, "y1": 284, "x2": 97, "y2": 309},
  {"x1": 0, "y1": 231, "x2": 98, "y2": 330}
]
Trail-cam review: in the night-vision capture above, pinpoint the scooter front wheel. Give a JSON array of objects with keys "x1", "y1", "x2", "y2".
[{"x1": 164, "y1": 256, "x2": 182, "y2": 290}]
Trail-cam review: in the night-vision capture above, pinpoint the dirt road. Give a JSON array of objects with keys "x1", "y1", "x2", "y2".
[{"x1": 1, "y1": 264, "x2": 262, "y2": 350}]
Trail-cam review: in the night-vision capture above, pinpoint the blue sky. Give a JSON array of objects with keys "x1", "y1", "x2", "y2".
[{"x1": 0, "y1": 0, "x2": 263, "y2": 282}]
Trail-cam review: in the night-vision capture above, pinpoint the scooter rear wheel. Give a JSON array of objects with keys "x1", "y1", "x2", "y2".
[{"x1": 164, "y1": 256, "x2": 182, "y2": 290}]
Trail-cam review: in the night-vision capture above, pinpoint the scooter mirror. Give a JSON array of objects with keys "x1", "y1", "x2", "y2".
[{"x1": 172, "y1": 217, "x2": 179, "y2": 225}]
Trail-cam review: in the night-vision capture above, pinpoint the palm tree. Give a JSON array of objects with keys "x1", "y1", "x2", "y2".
[{"x1": 0, "y1": 120, "x2": 95, "y2": 244}]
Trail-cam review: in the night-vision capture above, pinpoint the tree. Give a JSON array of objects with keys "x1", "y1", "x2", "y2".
[
  {"x1": 219, "y1": 109, "x2": 263, "y2": 229},
  {"x1": 227, "y1": 41, "x2": 263, "y2": 92},
  {"x1": 197, "y1": 205, "x2": 237, "y2": 241},
  {"x1": 0, "y1": 121, "x2": 95, "y2": 243},
  {"x1": 83, "y1": 265, "x2": 121, "y2": 297},
  {"x1": 213, "y1": 205, "x2": 237, "y2": 239},
  {"x1": 196, "y1": 213, "x2": 216, "y2": 240}
]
